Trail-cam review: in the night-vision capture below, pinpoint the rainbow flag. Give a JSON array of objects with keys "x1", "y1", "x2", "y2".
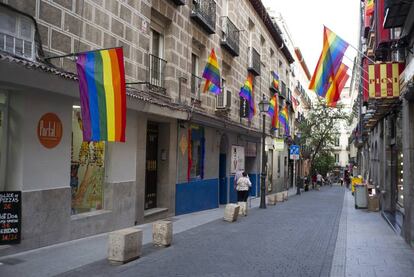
[
  {"x1": 309, "y1": 26, "x2": 349, "y2": 98},
  {"x1": 239, "y1": 73, "x2": 255, "y2": 119},
  {"x1": 267, "y1": 94, "x2": 279, "y2": 130},
  {"x1": 279, "y1": 105, "x2": 289, "y2": 135},
  {"x1": 76, "y1": 47, "x2": 126, "y2": 142},
  {"x1": 365, "y1": 0, "x2": 374, "y2": 16},
  {"x1": 325, "y1": 63, "x2": 349, "y2": 107},
  {"x1": 202, "y1": 49, "x2": 221, "y2": 94},
  {"x1": 271, "y1": 71, "x2": 279, "y2": 91}
]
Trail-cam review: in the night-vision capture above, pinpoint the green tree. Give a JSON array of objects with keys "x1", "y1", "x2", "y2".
[
  {"x1": 313, "y1": 152, "x2": 335, "y2": 176},
  {"x1": 297, "y1": 100, "x2": 349, "y2": 174}
]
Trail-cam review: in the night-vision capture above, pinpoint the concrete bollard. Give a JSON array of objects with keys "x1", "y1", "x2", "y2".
[
  {"x1": 267, "y1": 195, "x2": 277, "y2": 205},
  {"x1": 283, "y1": 191, "x2": 288, "y2": 201},
  {"x1": 224, "y1": 204, "x2": 240, "y2": 222},
  {"x1": 276, "y1": 192, "x2": 284, "y2": 202},
  {"x1": 108, "y1": 228, "x2": 142, "y2": 264},
  {"x1": 237, "y1": 202, "x2": 248, "y2": 216},
  {"x1": 152, "y1": 220, "x2": 173, "y2": 247}
]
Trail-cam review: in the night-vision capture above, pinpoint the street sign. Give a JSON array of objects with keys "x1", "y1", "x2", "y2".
[
  {"x1": 0, "y1": 191, "x2": 21, "y2": 244},
  {"x1": 289, "y1": 145, "x2": 300, "y2": 160}
]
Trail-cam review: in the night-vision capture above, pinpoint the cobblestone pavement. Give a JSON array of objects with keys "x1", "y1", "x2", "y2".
[{"x1": 59, "y1": 186, "x2": 345, "y2": 277}]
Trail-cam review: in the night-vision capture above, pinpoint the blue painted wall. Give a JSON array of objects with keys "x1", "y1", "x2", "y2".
[{"x1": 176, "y1": 178, "x2": 219, "y2": 215}]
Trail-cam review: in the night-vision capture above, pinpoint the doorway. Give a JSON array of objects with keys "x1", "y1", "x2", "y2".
[
  {"x1": 219, "y1": 134, "x2": 229, "y2": 204},
  {"x1": 145, "y1": 122, "x2": 158, "y2": 210}
]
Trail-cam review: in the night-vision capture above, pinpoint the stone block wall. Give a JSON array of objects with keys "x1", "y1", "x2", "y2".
[{"x1": 3, "y1": 0, "x2": 294, "y2": 135}]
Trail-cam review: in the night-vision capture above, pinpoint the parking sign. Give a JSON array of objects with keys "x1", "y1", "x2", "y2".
[{"x1": 289, "y1": 145, "x2": 300, "y2": 160}]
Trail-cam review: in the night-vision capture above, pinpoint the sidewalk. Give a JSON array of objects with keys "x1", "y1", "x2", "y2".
[
  {"x1": 0, "y1": 188, "x2": 298, "y2": 277},
  {"x1": 331, "y1": 189, "x2": 414, "y2": 277}
]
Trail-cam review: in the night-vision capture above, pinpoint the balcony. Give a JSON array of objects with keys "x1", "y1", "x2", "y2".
[
  {"x1": 146, "y1": 54, "x2": 167, "y2": 93},
  {"x1": 220, "y1": 16, "x2": 239, "y2": 57},
  {"x1": 384, "y1": 0, "x2": 412, "y2": 29},
  {"x1": 247, "y1": 47, "x2": 260, "y2": 76},
  {"x1": 169, "y1": 0, "x2": 185, "y2": 5},
  {"x1": 279, "y1": 81, "x2": 287, "y2": 99},
  {"x1": 190, "y1": 0, "x2": 216, "y2": 34},
  {"x1": 269, "y1": 72, "x2": 279, "y2": 93},
  {"x1": 191, "y1": 74, "x2": 202, "y2": 101},
  {"x1": 286, "y1": 88, "x2": 292, "y2": 105}
]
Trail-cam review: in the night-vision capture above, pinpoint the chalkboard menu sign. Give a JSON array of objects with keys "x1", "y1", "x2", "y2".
[{"x1": 0, "y1": 191, "x2": 21, "y2": 244}]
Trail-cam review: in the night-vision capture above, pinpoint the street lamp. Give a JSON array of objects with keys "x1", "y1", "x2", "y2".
[
  {"x1": 296, "y1": 132, "x2": 302, "y2": 195},
  {"x1": 258, "y1": 95, "x2": 270, "y2": 209}
]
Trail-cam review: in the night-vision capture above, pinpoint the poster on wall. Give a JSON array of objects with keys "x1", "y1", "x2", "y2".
[
  {"x1": 274, "y1": 139, "x2": 285, "y2": 151},
  {"x1": 0, "y1": 191, "x2": 21, "y2": 244},
  {"x1": 231, "y1": 145, "x2": 245, "y2": 174}
]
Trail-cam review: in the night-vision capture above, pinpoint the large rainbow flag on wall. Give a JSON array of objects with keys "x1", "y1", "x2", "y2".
[
  {"x1": 76, "y1": 47, "x2": 126, "y2": 142},
  {"x1": 309, "y1": 27, "x2": 349, "y2": 99},
  {"x1": 279, "y1": 105, "x2": 289, "y2": 135},
  {"x1": 239, "y1": 73, "x2": 255, "y2": 119},
  {"x1": 267, "y1": 94, "x2": 279, "y2": 130},
  {"x1": 202, "y1": 49, "x2": 221, "y2": 95}
]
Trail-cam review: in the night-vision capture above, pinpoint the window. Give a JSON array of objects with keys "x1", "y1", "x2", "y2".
[
  {"x1": 71, "y1": 105, "x2": 105, "y2": 214},
  {"x1": 0, "y1": 8, "x2": 34, "y2": 59},
  {"x1": 149, "y1": 29, "x2": 165, "y2": 88},
  {"x1": 335, "y1": 154, "x2": 339, "y2": 163},
  {"x1": 0, "y1": 92, "x2": 8, "y2": 189},
  {"x1": 335, "y1": 137, "x2": 340, "y2": 146},
  {"x1": 190, "y1": 125, "x2": 205, "y2": 179},
  {"x1": 191, "y1": 53, "x2": 201, "y2": 99}
]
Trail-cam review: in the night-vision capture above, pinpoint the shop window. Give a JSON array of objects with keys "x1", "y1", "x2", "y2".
[
  {"x1": 190, "y1": 125, "x2": 205, "y2": 179},
  {"x1": 70, "y1": 106, "x2": 105, "y2": 215},
  {"x1": 0, "y1": 92, "x2": 8, "y2": 189}
]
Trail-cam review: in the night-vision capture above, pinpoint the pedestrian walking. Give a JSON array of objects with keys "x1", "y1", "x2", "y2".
[
  {"x1": 236, "y1": 171, "x2": 251, "y2": 202},
  {"x1": 316, "y1": 172, "x2": 323, "y2": 190},
  {"x1": 312, "y1": 174, "x2": 317, "y2": 190}
]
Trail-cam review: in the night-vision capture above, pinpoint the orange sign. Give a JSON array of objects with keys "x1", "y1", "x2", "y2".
[
  {"x1": 368, "y1": 63, "x2": 405, "y2": 98},
  {"x1": 37, "y1": 113, "x2": 63, "y2": 149}
]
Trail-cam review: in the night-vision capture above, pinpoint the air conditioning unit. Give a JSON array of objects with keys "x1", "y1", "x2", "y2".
[
  {"x1": 221, "y1": 18, "x2": 228, "y2": 35},
  {"x1": 216, "y1": 90, "x2": 232, "y2": 109}
]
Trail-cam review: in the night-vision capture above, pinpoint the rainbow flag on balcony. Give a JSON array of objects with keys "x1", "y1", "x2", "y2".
[
  {"x1": 365, "y1": 0, "x2": 374, "y2": 16},
  {"x1": 271, "y1": 71, "x2": 279, "y2": 90},
  {"x1": 325, "y1": 63, "x2": 349, "y2": 107},
  {"x1": 76, "y1": 47, "x2": 126, "y2": 142},
  {"x1": 202, "y1": 49, "x2": 221, "y2": 95},
  {"x1": 239, "y1": 73, "x2": 255, "y2": 119},
  {"x1": 268, "y1": 94, "x2": 279, "y2": 130},
  {"x1": 279, "y1": 105, "x2": 289, "y2": 135},
  {"x1": 309, "y1": 26, "x2": 349, "y2": 98}
]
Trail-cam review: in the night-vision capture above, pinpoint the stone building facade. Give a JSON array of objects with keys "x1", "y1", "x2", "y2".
[{"x1": 0, "y1": 0, "x2": 298, "y2": 255}]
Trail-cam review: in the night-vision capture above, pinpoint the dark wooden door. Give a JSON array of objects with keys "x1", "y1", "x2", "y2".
[{"x1": 145, "y1": 122, "x2": 158, "y2": 210}]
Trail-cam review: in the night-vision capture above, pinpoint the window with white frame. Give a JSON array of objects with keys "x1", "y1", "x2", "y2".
[{"x1": 0, "y1": 7, "x2": 35, "y2": 60}]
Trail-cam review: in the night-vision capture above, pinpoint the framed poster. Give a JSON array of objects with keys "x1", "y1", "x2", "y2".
[{"x1": 231, "y1": 145, "x2": 245, "y2": 174}]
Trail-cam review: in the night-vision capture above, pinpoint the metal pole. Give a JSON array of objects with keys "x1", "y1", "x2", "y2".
[{"x1": 260, "y1": 113, "x2": 267, "y2": 209}]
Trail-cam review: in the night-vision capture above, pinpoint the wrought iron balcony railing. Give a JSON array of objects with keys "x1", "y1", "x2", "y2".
[
  {"x1": 0, "y1": 32, "x2": 34, "y2": 60},
  {"x1": 286, "y1": 88, "x2": 292, "y2": 104},
  {"x1": 191, "y1": 74, "x2": 202, "y2": 100},
  {"x1": 190, "y1": 0, "x2": 216, "y2": 34},
  {"x1": 247, "y1": 47, "x2": 260, "y2": 76},
  {"x1": 220, "y1": 16, "x2": 239, "y2": 57},
  {"x1": 146, "y1": 54, "x2": 167, "y2": 92}
]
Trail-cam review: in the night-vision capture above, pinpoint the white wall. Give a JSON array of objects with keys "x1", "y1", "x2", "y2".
[
  {"x1": 105, "y1": 110, "x2": 138, "y2": 183},
  {"x1": 7, "y1": 91, "x2": 73, "y2": 191}
]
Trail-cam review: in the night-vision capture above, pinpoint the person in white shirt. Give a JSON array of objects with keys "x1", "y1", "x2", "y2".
[
  {"x1": 236, "y1": 172, "x2": 251, "y2": 202},
  {"x1": 316, "y1": 172, "x2": 323, "y2": 190}
]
